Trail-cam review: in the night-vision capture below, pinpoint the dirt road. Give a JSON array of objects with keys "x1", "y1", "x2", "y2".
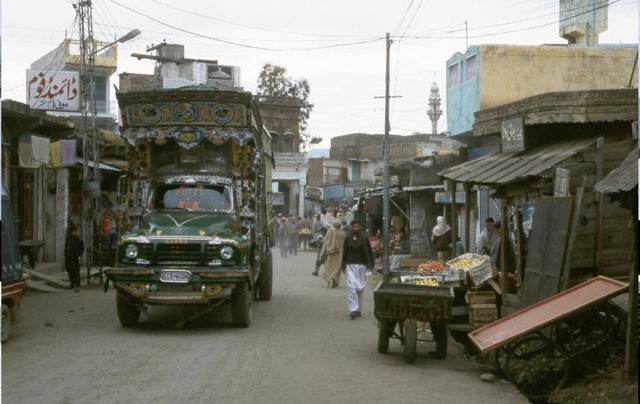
[{"x1": 1, "y1": 249, "x2": 529, "y2": 404}]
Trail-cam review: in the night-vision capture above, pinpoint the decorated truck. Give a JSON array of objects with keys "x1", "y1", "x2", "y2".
[{"x1": 105, "y1": 88, "x2": 273, "y2": 328}]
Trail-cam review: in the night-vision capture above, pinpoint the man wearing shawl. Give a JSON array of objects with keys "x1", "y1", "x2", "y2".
[
  {"x1": 431, "y1": 216, "x2": 452, "y2": 263},
  {"x1": 319, "y1": 221, "x2": 345, "y2": 288},
  {"x1": 341, "y1": 220, "x2": 374, "y2": 319},
  {"x1": 476, "y1": 216, "x2": 499, "y2": 256}
]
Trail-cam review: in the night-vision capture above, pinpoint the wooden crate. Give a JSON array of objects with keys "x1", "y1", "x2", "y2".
[
  {"x1": 467, "y1": 291, "x2": 496, "y2": 305},
  {"x1": 398, "y1": 257, "x2": 429, "y2": 269},
  {"x1": 469, "y1": 303, "x2": 498, "y2": 326}
]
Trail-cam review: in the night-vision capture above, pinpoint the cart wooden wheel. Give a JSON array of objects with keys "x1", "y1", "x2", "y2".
[
  {"x1": 429, "y1": 321, "x2": 448, "y2": 359},
  {"x1": 377, "y1": 320, "x2": 393, "y2": 354},
  {"x1": 497, "y1": 332, "x2": 568, "y2": 401},
  {"x1": 403, "y1": 322, "x2": 417, "y2": 364},
  {"x1": 556, "y1": 304, "x2": 621, "y2": 371}
]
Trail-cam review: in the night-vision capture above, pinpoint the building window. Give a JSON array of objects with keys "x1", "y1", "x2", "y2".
[
  {"x1": 448, "y1": 63, "x2": 460, "y2": 87},
  {"x1": 464, "y1": 55, "x2": 477, "y2": 81},
  {"x1": 87, "y1": 76, "x2": 108, "y2": 114}
]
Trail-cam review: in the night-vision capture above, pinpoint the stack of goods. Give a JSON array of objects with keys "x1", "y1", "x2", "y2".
[
  {"x1": 417, "y1": 260, "x2": 446, "y2": 273},
  {"x1": 400, "y1": 275, "x2": 439, "y2": 286},
  {"x1": 447, "y1": 253, "x2": 493, "y2": 286}
]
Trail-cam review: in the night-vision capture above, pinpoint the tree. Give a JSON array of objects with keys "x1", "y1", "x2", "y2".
[{"x1": 256, "y1": 63, "x2": 314, "y2": 151}]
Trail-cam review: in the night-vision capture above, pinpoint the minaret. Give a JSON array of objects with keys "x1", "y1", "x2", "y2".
[{"x1": 427, "y1": 82, "x2": 442, "y2": 135}]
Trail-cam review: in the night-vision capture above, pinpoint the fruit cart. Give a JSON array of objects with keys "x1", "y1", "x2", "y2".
[{"x1": 374, "y1": 280, "x2": 454, "y2": 364}]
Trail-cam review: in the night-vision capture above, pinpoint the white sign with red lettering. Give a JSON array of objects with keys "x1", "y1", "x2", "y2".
[{"x1": 27, "y1": 70, "x2": 81, "y2": 112}]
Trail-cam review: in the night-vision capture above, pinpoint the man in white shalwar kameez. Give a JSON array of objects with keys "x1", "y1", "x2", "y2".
[{"x1": 341, "y1": 220, "x2": 374, "y2": 319}]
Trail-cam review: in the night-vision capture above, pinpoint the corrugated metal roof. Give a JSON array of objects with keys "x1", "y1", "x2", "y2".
[
  {"x1": 438, "y1": 137, "x2": 598, "y2": 185},
  {"x1": 594, "y1": 148, "x2": 638, "y2": 194}
]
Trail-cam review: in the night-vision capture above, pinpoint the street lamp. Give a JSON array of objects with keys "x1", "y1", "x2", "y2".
[
  {"x1": 80, "y1": 25, "x2": 140, "y2": 282},
  {"x1": 92, "y1": 29, "x2": 141, "y2": 56}
]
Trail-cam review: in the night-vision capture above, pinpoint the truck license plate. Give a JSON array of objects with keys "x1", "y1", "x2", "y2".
[{"x1": 159, "y1": 270, "x2": 192, "y2": 283}]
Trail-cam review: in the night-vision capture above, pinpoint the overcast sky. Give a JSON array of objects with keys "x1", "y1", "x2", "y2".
[{"x1": 2, "y1": 0, "x2": 637, "y2": 149}]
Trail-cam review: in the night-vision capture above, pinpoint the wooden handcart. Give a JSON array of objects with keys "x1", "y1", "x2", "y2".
[
  {"x1": 374, "y1": 281, "x2": 454, "y2": 364},
  {"x1": 468, "y1": 276, "x2": 628, "y2": 401}
]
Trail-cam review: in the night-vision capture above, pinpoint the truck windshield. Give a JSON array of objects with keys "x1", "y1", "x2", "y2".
[{"x1": 150, "y1": 184, "x2": 232, "y2": 212}]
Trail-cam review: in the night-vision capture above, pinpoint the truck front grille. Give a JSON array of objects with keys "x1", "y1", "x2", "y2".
[{"x1": 156, "y1": 243, "x2": 202, "y2": 264}]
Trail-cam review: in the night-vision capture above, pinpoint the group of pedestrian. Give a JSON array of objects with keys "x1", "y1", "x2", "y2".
[{"x1": 270, "y1": 213, "x2": 317, "y2": 259}]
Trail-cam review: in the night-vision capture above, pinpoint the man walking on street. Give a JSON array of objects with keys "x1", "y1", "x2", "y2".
[
  {"x1": 341, "y1": 220, "x2": 374, "y2": 319},
  {"x1": 319, "y1": 220, "x2": 345, "y2": 288}
]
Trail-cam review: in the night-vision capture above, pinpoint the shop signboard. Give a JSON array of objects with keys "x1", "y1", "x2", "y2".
[
  {"x1": 27, "y1": 70, "x2": 80, "y2": 111},
  {"x1": 306, "y1": 186, "x2": 324, "y2": 201},
  {"x1": 324, "y1": 184, "x2": 344, "y2": 202},
  {"x1": 273, "y1": 192, "x2": 284, "y2": 206}
]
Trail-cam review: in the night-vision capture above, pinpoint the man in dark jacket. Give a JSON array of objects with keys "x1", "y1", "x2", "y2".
[
  {"x1": 64, "y1": 226, "x2": 84, "y2": 292},
  {"x1": 341, "y1": 220, "x2": 374, "y2": 319}
]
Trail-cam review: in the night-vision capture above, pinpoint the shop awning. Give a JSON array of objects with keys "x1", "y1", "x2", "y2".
[
  {"x1": 438, "y1": 137, "x2": 598, "y2": 186},
  {"x1": 594, "y1": 149, "x2": 638, "y2": 194}
]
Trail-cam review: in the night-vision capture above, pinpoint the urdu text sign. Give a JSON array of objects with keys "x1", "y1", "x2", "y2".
[{"x1": 27, "y1": 70, "x2": 81, "y2": 112}]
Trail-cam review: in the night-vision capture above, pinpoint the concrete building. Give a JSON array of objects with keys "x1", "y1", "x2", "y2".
[
  {"x1": 258, "y1": 96, "x2": 306, "y2": 217},
  {"x1": 446, "y1": 44, "x2": 638, "y2": 137}
]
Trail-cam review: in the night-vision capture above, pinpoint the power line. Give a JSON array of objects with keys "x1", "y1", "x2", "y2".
[
  {"x1": 106, "y1": 0, "x2": 384, "y2": 52},
  {"x1": 148, "y1": 0, "x2": 375, "y2": 39}
]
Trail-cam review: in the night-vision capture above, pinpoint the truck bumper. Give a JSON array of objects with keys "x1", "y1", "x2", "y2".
[{"x1": 105, "y1": 268, "x2": 250, "y2": 305}]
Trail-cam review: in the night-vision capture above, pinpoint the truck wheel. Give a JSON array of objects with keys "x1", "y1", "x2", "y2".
[
  {"x1": 116, "y1": 289, "x2": 141, "y2": 327},
  {"x1": 377, "y1": 320, "x2": 392, "y2": 354},
  {"x1": 430, "y1": 322, "x2": 448, "y2": 359},
  {"x1": 1, "y1": 304, "x2": 12, "y2": 343},
  {"x1": 256, "y1": 250, "x2": 273, "y2": 301},
  {"x1": 231, "y1": 283, "x2": 252, "y2": 327},
  {"x1": 403, "y1": 323, "x2": 417, "y2": 364}
]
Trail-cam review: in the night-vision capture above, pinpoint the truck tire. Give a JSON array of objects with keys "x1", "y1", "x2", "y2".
[
  {"x1": 403, "y1": 322, "x2": 417, "y2": 364},
  {"x1": 2, "y1": 304, "x2": 12, "y2": 343},
  {"x1": 116, "y1": 289, "x2": 141, "y2": 327},
  {"x1": 256, "y1": 250, "x2": 273, "y2": 301},
  {"x1": 231, "y1": 283, "x2": 252, "y2": 327}
]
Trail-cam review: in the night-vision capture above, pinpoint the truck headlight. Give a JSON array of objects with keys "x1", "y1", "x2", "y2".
[
  {"x1": 125, "y1": 244, "x2": 139, "y2": 259},
  {"x1": 220, "y1": 246, "x2": 234, "y2": 260}
]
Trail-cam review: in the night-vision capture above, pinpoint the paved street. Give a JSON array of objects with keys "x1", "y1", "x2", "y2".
[{"x1": 1, "y1": 248, "x2": 528, "y2": 404}]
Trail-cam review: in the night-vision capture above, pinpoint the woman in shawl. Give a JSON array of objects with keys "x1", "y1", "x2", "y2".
[
  {"x1": 319, "y1": 220, "x2": 345, "y2": 288},
  {"x1": 431, "y1": 216, "x2": 452, "y2": 263}
]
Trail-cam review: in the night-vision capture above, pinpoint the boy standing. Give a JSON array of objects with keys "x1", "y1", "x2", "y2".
[{"x1": 65, "y1": 226, "x2": 85, "y2": 292}]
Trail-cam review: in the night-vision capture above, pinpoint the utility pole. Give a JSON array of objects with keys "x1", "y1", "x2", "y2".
[
  {"x1": 76, "y1": 0, "x2": 100, "y2": 283},
  {"x1": 75, "y1": 2, "x2": 140, "y2": 283},
  {"x1": 382, "y1": 33, "x2": 391, "y2": 282}
]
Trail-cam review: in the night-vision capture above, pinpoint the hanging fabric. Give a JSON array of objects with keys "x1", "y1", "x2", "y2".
[
  {"x1": 47, "y1": 141, "x2": 62, "y2": 168},
  {"x1": 19, "y1": 133, "x2": 38, "y2": 168},
  {"x1": 31, "y1": 135, "x2": 50, "y2": 165},
  {"x1": 60, "y1": 139, "x2": 77, "y2": 166}
]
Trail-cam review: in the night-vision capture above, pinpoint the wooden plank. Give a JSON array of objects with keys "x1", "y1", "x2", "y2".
[
  {"x1": 522, "y1": 197, "x2": 573, "y2": 307},
  {"x1": 487, "y1": 278, "x2": 503, "y2": 295},
  {"x1": 595, "y1": 137, "x2": 604, "y2": 272},
  {"x1": 25, "y1": 269, "x2": 71, "y2": 288},
  {"x1": 398, "y1": 257, "x2": 428, "y2": 268},
  {"x1": 25, "y1": 279, "x2": 63, "y2": 292},
  {"x1": 561, "y1": 178, "x2": 585, "y2": 291}
]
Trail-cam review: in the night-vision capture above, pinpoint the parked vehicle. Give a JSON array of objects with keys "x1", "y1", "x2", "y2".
[
  {"x1": 2, "y1": 185, "x2": 27, "y2": 343},
  {"x1": 105, "y1": 88, "x2": 273, "y2": 328}
]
